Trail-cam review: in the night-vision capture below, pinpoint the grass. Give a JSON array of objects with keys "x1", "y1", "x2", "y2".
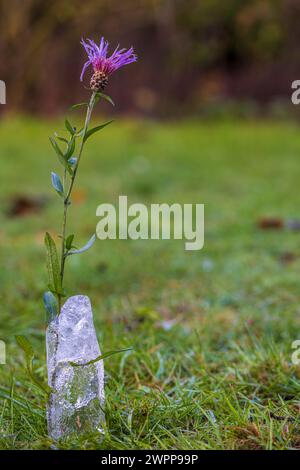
[{"x1": 0, "y1": 115, "x2": 300, "y2": 449}]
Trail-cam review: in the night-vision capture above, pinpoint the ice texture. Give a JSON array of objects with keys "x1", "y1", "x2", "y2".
[{"x1": 46, "y1": 295, "x2": 105, "y2": 441}]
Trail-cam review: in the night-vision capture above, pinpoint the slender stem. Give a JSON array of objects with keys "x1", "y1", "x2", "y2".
[
  {"x1": 58, "y1": 168, "x2": 67, "y2": 312},
  {"x1": 58, "y1": 91, "x2": 97, "y2": 312},
  {"x1": 65, "y1": 91, "x2": 97, "y2": 202}
]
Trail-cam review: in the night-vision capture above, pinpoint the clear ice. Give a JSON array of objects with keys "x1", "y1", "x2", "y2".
[{"x1": 46, "y1": 295, "x2": 105, "y2": 441}]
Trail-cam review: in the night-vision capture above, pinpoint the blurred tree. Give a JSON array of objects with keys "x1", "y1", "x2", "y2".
[{"x1": 0, "y1": 0, "x2": 298, "y2": 116}]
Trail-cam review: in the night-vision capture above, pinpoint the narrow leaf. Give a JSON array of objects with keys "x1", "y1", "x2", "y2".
[
  {"x1": 95, "y1": 92, "x2": 115, "y2": 107},
  {"x1": 51, "y1": 172, "x2": 64, "y2": 197},
  {"x1": 70, "y1": 102, "x2": 88, "y2": 110},
  {"x1": 55, "y1": 135, "x2": 68, "y2": 144},
  {"x1": 15, "y1": 335, "x2": 52, "y2": 396},
  {"x1": 50, "y1": 136, "x2": 72, "y2": 174},
  {"x1": 70, "y1": 348, "x2": 133, "y2": 367},
  {"x1": 65, "y1": 137, "x2": 75, "y2": 160},
  {"x1": 15, "y1": 335, "x2": 34, "y2": 360},
  {"x1": 49, "y1": 136, "x2": 64, "y2": 157},
  {"x1": 83, "y1": 120, "x2": 114, "y2": 143},
  {"x1": 44, "y1": 232, "x2": 62, "y2": 295},
  {"x1": 65, "y1": 234, "x2": 75, "y2": 250},
  {"x1": 66, "y1": 234, "x2": 96, "y2": 256},
  {"x1": 65, "y1": 119, "x2": 75, "y2": 135}
]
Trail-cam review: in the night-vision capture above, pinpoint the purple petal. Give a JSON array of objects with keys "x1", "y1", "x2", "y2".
[
  {"x1": 80, "y1": 37, "x2": 137, "y2": 81},
  {"x1": 80, "y1": 60, "x2": 92, "y2": 81}
]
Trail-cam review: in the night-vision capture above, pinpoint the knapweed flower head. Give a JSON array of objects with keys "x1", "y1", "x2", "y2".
[{"x1": 80, "y1": 37, "x2": 137, "y2": 91}]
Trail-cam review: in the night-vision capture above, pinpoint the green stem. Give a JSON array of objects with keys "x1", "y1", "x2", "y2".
[
  {"x1": 65, "y1": 91, "x2": 97, "y2": 202},
  {"x1": 58, "y1": 168, "x2": 67, "y2": 313},
  {"x1": 58, "y1": 91, "x2": 97, "y2": 312}
]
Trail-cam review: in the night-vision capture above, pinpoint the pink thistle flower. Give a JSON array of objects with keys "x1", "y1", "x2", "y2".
[{"x1": 80, "y1": 37, "x2": 137, "y2": 91}]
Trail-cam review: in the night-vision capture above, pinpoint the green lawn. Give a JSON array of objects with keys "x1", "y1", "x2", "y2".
[{"x1": 0, "y1": 116, "x2": 300, "y2": 449}]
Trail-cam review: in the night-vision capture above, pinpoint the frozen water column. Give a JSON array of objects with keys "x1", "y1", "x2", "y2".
[{"x1": 46, "y1": 295, "x2": 105, "y2": 440}]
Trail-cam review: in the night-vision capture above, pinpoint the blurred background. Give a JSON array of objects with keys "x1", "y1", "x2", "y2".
[{"x1": 1, "y1": 0, "x2": 300, "y2": 118}]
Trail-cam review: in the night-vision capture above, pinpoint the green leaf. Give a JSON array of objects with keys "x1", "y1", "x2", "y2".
[
  {"x1": 83, "y1": 120, "x2": 114, "y2": 143},
  {"x1": 95, "y1": 92, "x2": 115, "y2": 107},
  {"x1": 43, "y1": 291, "x2": 58, "y2": 323},
  {"x1": 55, "y1": 135, "x2": 68, "y2": 144},
  {"x1": 50, "y1": 136, "x2": 72, "y2": 174},
  {"x1": 70, "y1": 102, "x2": 88, "y2": 110},
  {"x1": 66, "y1": 234, "x2": 96, "y2": 256},
  {"x1": 70, "y1": 348, "x2": 132, "y2": 367},
  {"x1": 16, "y1": 335, "x2": 34, "y2": 360},
  {"x1": 65, "y1": 137, "x2": 76, "y2": 160},
  {"x1": 65, "y1": 119, "x2": 75, "y2": 135},
  {"x1": 49, "y1": 136, "x2": 64, "y2": 158},
  {"x1": 44, "y1": 232, "x2": 62, "y2": 295},
  {"x1": 15, "y1": 335, "x2": 52, "y2": 396},
  {"x1": 51, "y1": 172, "x2": 64, "y2": 197},
  {"x1": 65, "y1": 234, "x2": 75, "y2": 250}
]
